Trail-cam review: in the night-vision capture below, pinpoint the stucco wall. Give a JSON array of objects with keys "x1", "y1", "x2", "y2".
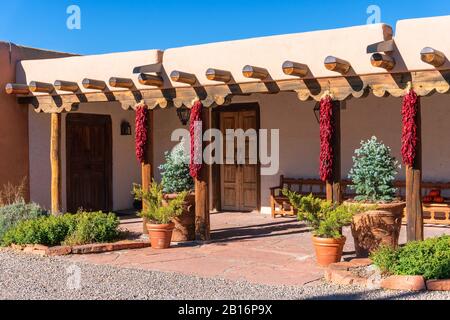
[
  {"x1": 27, "y1": 92, "x2": 450, "y2": 214},
  {"x1": 0, "y1": 42, "x2": 71, "y2": 200},
  {"x1": 29, "y1": 103, "x2": 184, "y2": 212},
  {"x1": 29, "y1": 103, "x2": 140, "y2": 212},
  {"x1": 231, "y1": 92, "x2": 450, "y2": 214}
]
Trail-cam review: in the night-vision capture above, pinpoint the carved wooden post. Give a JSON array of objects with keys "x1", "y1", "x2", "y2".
[
  {"x1": 141, "y1": 109, "x2": 154, "y2": 234},
  {"x1": 195, "y1": 108, "x2": 211, "y2": 241},
  {"x1": 406, "y1": 105, "x2": 423, "y2": 242},
  {"x1": 325, "y1": 101, "x2": 342, "y2": 203},
  {"x1": 50, "y1": 113, "x2": 62, "y2": 215}
]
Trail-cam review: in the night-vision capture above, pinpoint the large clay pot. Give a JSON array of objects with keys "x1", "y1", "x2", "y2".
[
  {"x1": 146, "y1": 222, "x2": 175, "y2": 249},
  {"x1": 164, "y1": 193, "x2": 195, "y2": 242},
  {"x1": 312, "y1": 236, "x2": 347, "y2": 267},
  {"x1": 350, "y1": 202, "x2": 406, "y2": 258}
]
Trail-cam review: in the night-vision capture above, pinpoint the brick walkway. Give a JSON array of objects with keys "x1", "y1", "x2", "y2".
[{"x1": 64, "y1": 212, "x2": 450, "y2": 287}]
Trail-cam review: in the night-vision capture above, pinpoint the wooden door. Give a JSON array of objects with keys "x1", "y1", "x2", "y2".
[
  {"x1": 220, "y1": 110, "x2": 258, "y2": 212},
  {"x1": 66, "y1": 114, "x2": 112, "y2": 213}
]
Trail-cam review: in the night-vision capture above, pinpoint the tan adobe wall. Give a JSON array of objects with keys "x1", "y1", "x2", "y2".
[
  {"x1": 29, "y1": 102, "x2": 141, "y2": 212},
  {"x1": 0, "y1": 42, "x2": 72, "y2": 200},
  {"x1": 18, "y1": 50, "x2": 163, "y2": 93}
]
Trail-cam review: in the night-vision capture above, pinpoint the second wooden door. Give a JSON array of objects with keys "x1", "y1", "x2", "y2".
[{"x1": 220, "y1": 110, "x2": 259, "y2": 212}]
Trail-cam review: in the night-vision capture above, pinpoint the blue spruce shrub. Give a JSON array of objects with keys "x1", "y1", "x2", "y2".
[
  {"x1": 159, "y1": 141, "x2": 194, "y2": 194},
  {"x1": 348, "y1": 136, "x2": 400, "y2": 202}
]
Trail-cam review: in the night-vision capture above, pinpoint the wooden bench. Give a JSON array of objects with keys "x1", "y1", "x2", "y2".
[
  {"x1": 270, "y1": 176, "x2": 450, "y2": 225},
  {"x1": 270, "y1": 176, "x2": 325, "y2": 218}
]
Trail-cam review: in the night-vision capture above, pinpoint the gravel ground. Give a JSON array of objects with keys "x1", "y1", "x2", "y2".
[{"x1": 1, "y1": 249, "x2": 450, "y2": 300}]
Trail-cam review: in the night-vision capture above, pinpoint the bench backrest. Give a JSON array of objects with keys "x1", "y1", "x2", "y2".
[
  {"x1": 280, "y1": 176, "x2": 450, "y2": 200},
  {"x1": 279, "y1": 175, "x2": 326, "y2": 195}
]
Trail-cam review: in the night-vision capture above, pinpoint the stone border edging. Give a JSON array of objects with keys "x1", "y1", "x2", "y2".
[
  {"x1": 325, "y1": 259, "x2": 450, "y2": 291},
  {"x1": 11, "y1": 240, "x2": 150, "y2": 256}
]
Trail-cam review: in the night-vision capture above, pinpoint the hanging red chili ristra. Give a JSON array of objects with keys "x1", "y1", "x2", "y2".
[
  {"x1": 319, "y1": 96, "x2": 334, "y2": 182},
  {"x1": 189, "y1": 100, "x2": 203, "y2": 179},
  {"x1": 135, "y1": 103, "x2": 149, "y2": 163},
  {"x1": 401, "y1": 89, "x2": 420, "y2": 167}
]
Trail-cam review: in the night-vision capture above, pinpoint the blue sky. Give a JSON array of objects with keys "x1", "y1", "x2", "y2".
[{"x1": 1, "y1": 0, "x2": 450, "y2": 55}]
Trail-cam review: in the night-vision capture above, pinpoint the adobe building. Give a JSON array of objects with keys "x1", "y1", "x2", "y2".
[{"x1": 2, "y1": 16, "x2": 450, "y2": 240}]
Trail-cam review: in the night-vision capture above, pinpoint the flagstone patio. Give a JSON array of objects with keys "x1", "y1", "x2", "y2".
[{"x1": 64, "y1": 212, "x2": 450, "y2": 287}]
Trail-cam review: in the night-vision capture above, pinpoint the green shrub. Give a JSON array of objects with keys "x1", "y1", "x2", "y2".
[
  {"x1": 159, "y1": 142, "x2": 194, "y2": 194},
  {"x1": 282, "y1": 192, "x2": 362, "y2": 239},
  {"x1": 2, "y1": 214, "x2": 77, "y2": 246},
  {"x1": 133, "y1": 181, "x2": 187, "y2": 224},
  {"x1": 64, "y1": 212, "x2": 120, "y2": 245},
  {"x1": 2, "y1": 212, "x2": 120, "y2": 247},
  {"x1": 0, "y1": 200, "x2": 48, "y2": 240},
  {"x1": 348, "y1": 136, "x2": 399, "y2": 202},
  {"x1": 371, "y1": 236, "x2": 450, "y2": 280}
]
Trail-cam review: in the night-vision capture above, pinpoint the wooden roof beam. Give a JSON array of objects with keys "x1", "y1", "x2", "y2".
[
  {"x1": 242, "y1": 65, "x2": 269, "y2": 80},
  {"x1": 324, "y1": 56, "x2": 351, "y2": 75},
  {"x1": 29, "y1": 81, "x2": 55, "y2": 94},
  {"x1": 82, "y1": 79, "x2": 107, "y2": 91},
  {"x1": 170, "y1": 71, "x2": 197, "y2": 85},
  {"x1": 5, "y1": 83, "x2": 30, "y2": 95},
  {"x1": 138, "y1": 73, "x2": 164, "y2": 87},
  {"x1": 109, "y1": 77, "x2": 135, "y2": 89},
  {"x1": 371, "y1": 53, "x2": 396, "y2": 71},
  {"x1": 421, "y1": 47, "x2": 446, "y2": 67},
  {"x1": 366, "y1": 39, "x2": 395, "y2": 54},
  {"x1": 282, "y1": 61, "x2": 309, "y2": 77},
  {"x1": 206, "y1": 68, "x2": 232, "y2": 83},
  {"x1": 54, "y1": 80, "x2": 79, "y2": 93}
]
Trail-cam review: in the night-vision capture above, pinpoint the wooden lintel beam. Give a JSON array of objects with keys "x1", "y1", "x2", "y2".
[
  {"x1": 5, "y1": 83, "x2": 30, "y2": 95},
  {"x1": 324, "y1": 56, "x2": 351, "y2": 75},
  {"x1": 138, "y1": 73, "x2": 164, "y2": 87},
  {"x1": 282, "y1": 61, "x2": 309, "y2": 77},
  {"x1": 205, "y1": 68, "x2": 232, "y2": 83},
  {"x1": 421, "y1": 47, "x2": 446, "y2": 67},
  {"x1": 29, "y1": 81, "x2": 55, "y2": 94},
  {"x1": 82, "y1": 78, "x2": 107, "y2": 91},
  {"x1": 170, "y1": 71, "x2": 197, "y2": 85},
  {"x1": 109, "y1": 77, "x2": 134, "y2": 89},
  {"x1": 54, "y1": 80, "x2": 79, "y2": 93},
  {"x1": 371, "y1": 53, "x2": 396, "y2": 71},
  {"x1": 14, "y1": 70, "x2": 450, "y2": 112},
  {"x1": 242, "y1": 65, "x2": 269, "y2": 80}
]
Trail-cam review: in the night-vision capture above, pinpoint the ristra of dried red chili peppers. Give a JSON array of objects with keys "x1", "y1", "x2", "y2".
[
  {"x1": 401, "y1": 89, "x2": 420, "y2": 167},
  {"x1": 319, "y1": 95, "x2": 334, "y2": 182},
  {"x1": 135, "y1": 103, "x2": 149, "y2": 163},
  {"x1": 189, "y1": 100, "x2": 203, "y2": 179}
]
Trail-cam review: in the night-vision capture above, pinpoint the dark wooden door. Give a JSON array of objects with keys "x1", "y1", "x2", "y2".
[{"x1": 66, "y1": 114, "x2": 112, "y2": 213}]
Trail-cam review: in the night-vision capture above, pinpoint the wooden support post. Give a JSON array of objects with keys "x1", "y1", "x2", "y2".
[
  {"x1": 326, "y1": 101, "x2": 342, "y2": 203},
  {"x1": 406, "y1": 104, "x2": 424, "y2": 242},
  {"x1": 195, "y1": 108, "x2": 211, "y2": 241},
  {"x1": 50, "y1": 113, "x2": 62, "y2": 215},
  {"x1": 141, "y1": 109, "x2": 154, "y2": 234}
]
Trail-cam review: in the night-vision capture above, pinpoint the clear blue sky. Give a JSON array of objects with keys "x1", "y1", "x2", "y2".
[{"x1": 1, "y1": 0, "x2": 450, "y2": 55}]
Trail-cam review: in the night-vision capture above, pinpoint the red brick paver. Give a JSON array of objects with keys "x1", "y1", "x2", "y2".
[{"x1": 64, "y1": 212, "x2": 450, "y2": 287}]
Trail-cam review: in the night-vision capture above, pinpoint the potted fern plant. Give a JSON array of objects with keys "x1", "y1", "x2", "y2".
[
  {"x1": 347, "y1": 136, "x2": 405, "y2": 257},
  {"x1": 283, "y1": 192, "x2": 359, "y2": 267},
  {"x1": 133, "y1": 182, "x2": 188, "y2": 249},
  {"x1": 159, "y1": 142, "x2": 195, "y2": 242}
]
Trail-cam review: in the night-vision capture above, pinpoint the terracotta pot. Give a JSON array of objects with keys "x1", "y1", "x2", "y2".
[
  {"x1": 312, "y1": 236, "x2": 346, "y2": 267},
  {"x1": 164, "y1": 193, "x2": 195, "y2": 242},
  {"x1": 146, "y1": 222, "x2": 175, "y2": 249},
  {"x1": 349, "y1": 201, "x2": 406, "y2": 258}
]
